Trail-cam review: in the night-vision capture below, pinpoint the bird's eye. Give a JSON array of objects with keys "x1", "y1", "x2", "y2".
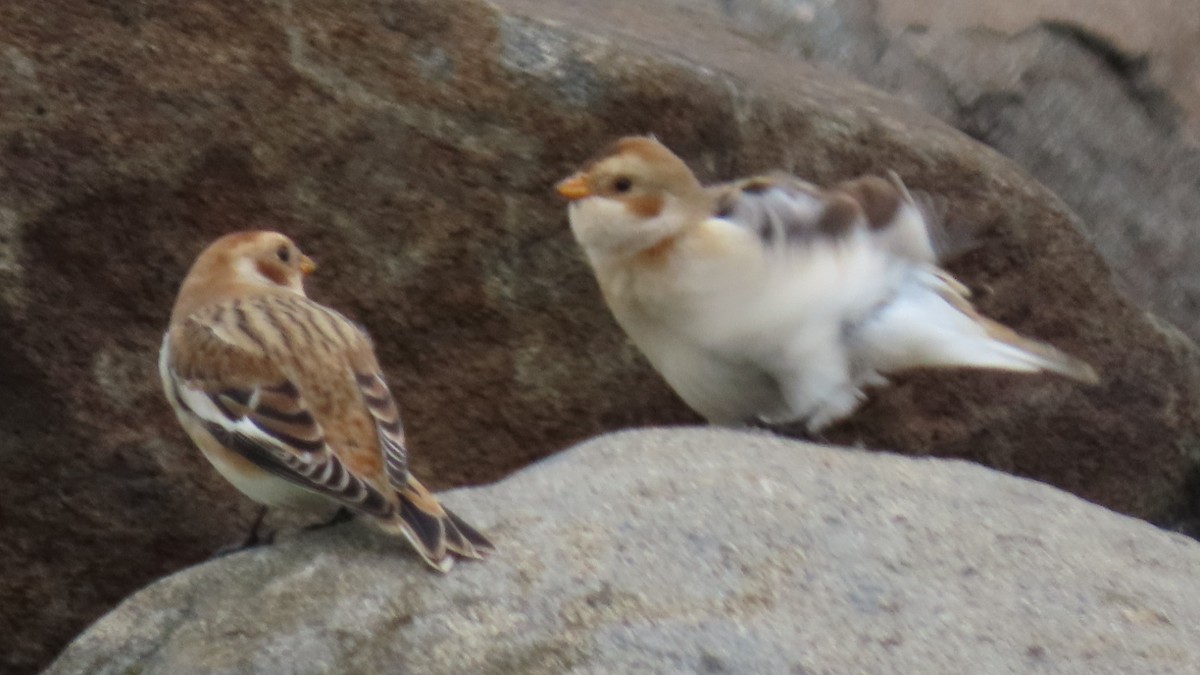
[
  {"x1": 276, "y1": 245, "x2": 291, "y2": 263},
  {"x1": 613, "y1": 177, "x2": 633, "y2": 193}
]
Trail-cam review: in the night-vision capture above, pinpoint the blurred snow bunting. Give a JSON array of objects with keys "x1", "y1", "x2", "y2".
[
  {"x1": 557, "y1": 136, "x2": 1098, "y2": 432},
  {"x1": 159, "y1": 231, "x2": 493, "y2": 571}
]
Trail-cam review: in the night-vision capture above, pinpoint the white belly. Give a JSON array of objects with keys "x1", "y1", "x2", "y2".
[{"x1": 614, "y1": 307, "x2": 788, "y2": 425}]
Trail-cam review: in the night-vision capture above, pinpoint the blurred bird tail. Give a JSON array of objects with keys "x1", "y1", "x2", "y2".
[
  {"x1": 377, "y1": 475, "x2": 494, "y2": 573},
  {"x1": 859, "y1": 267, "x2": 1099, "y2": 384},
  {"x1": 965, "y1": 313, "x2": 1099, "y2": 384}
]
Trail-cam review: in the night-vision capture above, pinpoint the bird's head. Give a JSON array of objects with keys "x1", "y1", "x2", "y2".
[
  {"x1": 194, "y1": 230, "x2": 315, "y2": 293},
  {"x1": 173, "y1": 231, "x2": 316, "y2": 318},
  {"x1": 556, "y1": 136, "x2": 712, "y2": 262}
]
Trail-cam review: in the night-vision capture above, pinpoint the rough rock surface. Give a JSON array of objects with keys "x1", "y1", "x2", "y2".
[
  {"x1": 48, "y1": 429, "x2": 1200, "y2": 675},
  {"x1": 3, "y1": 0, "x2": 1200, "y2": 671},
  {"x1": 880, "y1": 0, "x2": 1200, "y2": 137}
]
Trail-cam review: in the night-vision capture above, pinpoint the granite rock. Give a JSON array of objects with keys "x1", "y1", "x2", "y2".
[{"x1": 48, "y1": 428, "x2": 1200, "y2": 675}]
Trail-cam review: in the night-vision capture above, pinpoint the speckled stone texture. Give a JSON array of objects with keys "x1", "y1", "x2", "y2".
[
  {"x1": 3, "y1": 0, "x2": 1200, "y2": 670},
  {"x1": 48, "y1": 428, "x2": 1200, "y2": 675}
]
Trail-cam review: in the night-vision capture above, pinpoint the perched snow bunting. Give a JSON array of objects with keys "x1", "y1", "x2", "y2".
[
  {"x1": 557, "y1": 136, "x2": 1098, "y2": 432},
  {"x1": 159, "y1": 231, "x2": 493, "y2": 571}
]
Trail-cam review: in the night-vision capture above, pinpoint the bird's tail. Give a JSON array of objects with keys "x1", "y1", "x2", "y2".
[
  {"x1": 376, "y1": 475, "x2": 494, "y2": 573},
  {"x1": 965, "y1": 312, "x2": 1099, "y2": 383},
  {"x1": 859, "y1": 267, "x2": 1099, "y2": 384}
]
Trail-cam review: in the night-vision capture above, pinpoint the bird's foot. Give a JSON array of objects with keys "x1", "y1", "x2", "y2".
[{"x1": 212, "y1": 506, "x2": 275, "y2": 558}]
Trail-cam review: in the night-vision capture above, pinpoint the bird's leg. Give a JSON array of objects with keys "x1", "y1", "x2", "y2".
[
  {"x1": 304, "y1": 506, "x2": 355, "y2": 531},
  {"x1": 212, "y1": 506, "x2": 274, "y2": 558},
  {"x1": 244, "y1": 505, "x2": 273, "y2": 545}
]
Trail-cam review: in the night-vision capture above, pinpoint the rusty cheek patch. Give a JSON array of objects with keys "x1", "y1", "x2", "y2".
[
  {"x1": 256, "y1": 260, "x2": 290, "y2": 286},
  {"x1": 624, "y1": 194, "x2": 664, "y2": 218}
]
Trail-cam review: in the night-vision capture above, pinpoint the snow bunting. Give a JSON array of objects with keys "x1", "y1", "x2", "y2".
[
  {"x1": 557, "y1": 136, "x2": 1098, "y2": 432},
  {"x1": 159, "y1": 231, "x2": 493, "y2": 571}
]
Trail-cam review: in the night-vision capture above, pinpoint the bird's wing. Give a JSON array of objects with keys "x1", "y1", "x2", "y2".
[
  {"x1": 288, "y1": 302, "x2": 494, "y2": 561},
  {"x1": 162, "y1": 296, "x2": 404, "y2": 517},
  {"x1": 349, "y1": 362, "x2": 410, "y2": 493},
  {"x1": 708, "y1": 171, "x2": 947, "y2": 265}
]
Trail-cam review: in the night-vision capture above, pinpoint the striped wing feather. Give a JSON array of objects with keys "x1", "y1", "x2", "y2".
[
  {"x1": 356, "y1": 369, "x2": 494, "y2": 558},
  {"x1": 353, "y1": 370, "x2": 409, "y2": 491}
]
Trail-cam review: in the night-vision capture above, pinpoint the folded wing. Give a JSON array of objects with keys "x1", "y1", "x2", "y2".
[{"x1": 163, "y1": 311, "x2": 397, "y2": 517}]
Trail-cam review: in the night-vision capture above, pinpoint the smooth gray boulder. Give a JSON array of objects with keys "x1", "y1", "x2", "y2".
[{"x1": 48, "y1": 428, "x2": 1200, "y2": 674}]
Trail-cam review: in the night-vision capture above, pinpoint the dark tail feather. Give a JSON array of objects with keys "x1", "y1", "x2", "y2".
[
  {"x1": 379, "y1": 475, "x2": 493, "y2": 572},
  {"x1": 445, "y1": 508, "x2": 495, "y2": 557},
  {"x1": 391, "y1": 482, "x2": 452, "y2": 572}
]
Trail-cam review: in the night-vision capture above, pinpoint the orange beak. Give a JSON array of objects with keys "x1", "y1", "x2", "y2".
[
  {"x1": 299, "y1": 255, "x2": 317, "y2": 276},
  {"x1": 555, "y1": 174, "x2": 591, "y2": 201}
]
